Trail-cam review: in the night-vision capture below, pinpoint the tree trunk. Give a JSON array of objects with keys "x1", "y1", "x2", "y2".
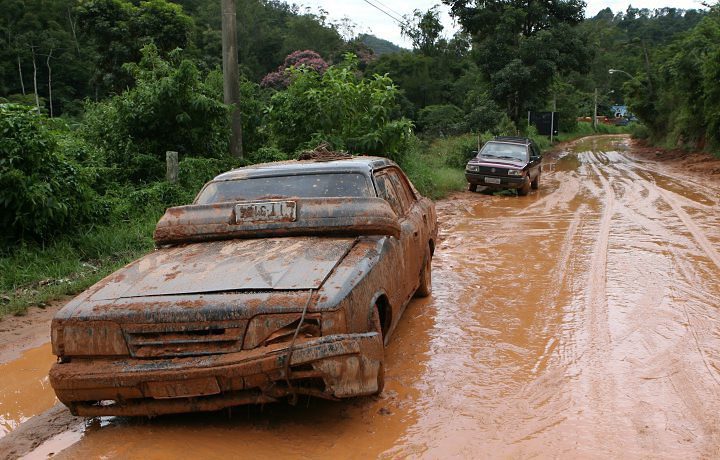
[
  {"x1": 67, "y1": 7, "x2": 81, "y2": 55},
  {"x1": 17, "y1": 54, "x2": 25, "y2": 95},
  {"x1": 31, "y1": 46, "x2": 40, "y2": 113},
  {"x1": 221, "y1": 0, "x2": 243, "y2": 158},
  {"x1": 46, "y1": 48, "x2": 54, "y2": 118}
]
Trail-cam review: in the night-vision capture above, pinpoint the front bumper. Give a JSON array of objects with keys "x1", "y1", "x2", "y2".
[
  {"x1": 465, "y1": 172, "x2": 527, "y2": 189},
  {"x1": 49, "y1": 333, "x2": 383, "y2": 416}
]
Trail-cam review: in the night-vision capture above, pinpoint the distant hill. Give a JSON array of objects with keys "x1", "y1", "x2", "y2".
[{"x1": 358, "y1": 34, "x2": 405, "y2": 55}]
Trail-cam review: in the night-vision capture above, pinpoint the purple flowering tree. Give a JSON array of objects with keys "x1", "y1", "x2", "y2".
[{"x1": 261, "y1": 50, "x2": 329, "y2": 89}]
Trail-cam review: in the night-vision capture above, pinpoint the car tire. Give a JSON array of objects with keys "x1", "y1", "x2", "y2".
[
  {"x1": 468, "y1": 183, "x2": 477, "y2": 193},
  {"x1": 531, "y1": 172, "x2": 540, "y2": 190},
  {"x1": 371, "y1": 306, "x2": 385, "y2": 394},
  {"x1": 518, "y1": 178, "x2": 531, "y2": 196},
  {"x1": 414, "y1": 247, "x2": 432, "y2": 298}
]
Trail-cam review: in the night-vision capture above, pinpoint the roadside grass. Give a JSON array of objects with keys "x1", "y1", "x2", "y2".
[{"x1": 0, "y1": 212, "x2": 159, "y2": 317}]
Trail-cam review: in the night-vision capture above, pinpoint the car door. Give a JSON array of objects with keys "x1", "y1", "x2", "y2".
[
  {"x1": 373, "y1": 169, "x2": 418, "y2": 319},
  {"x1": 385, "y1": 168, "x2": 426, "y2": 284}
]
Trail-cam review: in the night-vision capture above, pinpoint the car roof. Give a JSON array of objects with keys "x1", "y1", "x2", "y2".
[
  {"x1": 213, "y1": 156, "x2": 397, "y2": 181},
  {"x1": 491, "y1": 136, "x2": 533, "y2": 145}
]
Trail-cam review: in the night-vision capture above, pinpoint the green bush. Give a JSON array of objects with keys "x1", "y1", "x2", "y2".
[
  {"x1": 82, "y1": 45, "x2": 230, "y2": 183},
  {"x1": 0, "y1": 104, "x2": 98, "y2": 246},
  {"x1": 248, "y1": 146, "x2": 289, "y2": 164},
  {"x1": 417, "y1": 104, "x2": 465, "y2": 136},
  {"x1": 267, "y1": 53, "x2": 414, "y2": 162},
  {"x1": 630, "y1": 123, "x2": 650, "y2": 140}
]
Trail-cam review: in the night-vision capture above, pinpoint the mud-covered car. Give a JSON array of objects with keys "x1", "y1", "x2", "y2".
[
  {"x1": 49, "y1": 156, "x2": 437, "y2": 416},
  {"x1": 465, "y1": 136, "x2": 542, "y2": 196}
]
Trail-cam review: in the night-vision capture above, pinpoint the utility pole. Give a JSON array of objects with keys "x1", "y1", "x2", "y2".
[
  {"x1": 222, "y1": 0, "x2": 243, "y2": 158},
  {"x1": 550, "y1": 94, "x2": 557, "y2": 143},
  {"x1": 593, "y1": 88, "x2": 598, "y2": 131}
]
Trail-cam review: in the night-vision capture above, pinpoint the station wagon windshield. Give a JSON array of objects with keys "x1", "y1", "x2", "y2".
[
  {"x1": 195, "y1": 173, "x2": 373, "y2": 204},
  {"x1": 477, "y1": 142, "x2": 528, "y2": 162}
]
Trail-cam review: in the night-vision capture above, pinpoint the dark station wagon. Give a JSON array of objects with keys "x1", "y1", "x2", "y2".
[
  {"x1": 465, "y1": 136, "x2": 542, "y2": 196},
  {"x1": 49, "y1": 155, "x2": 437, "y2": 416}
]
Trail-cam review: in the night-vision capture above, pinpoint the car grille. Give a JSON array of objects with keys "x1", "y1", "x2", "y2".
[
  {"x1": 123, "y1": 322, "x2": 247, "y2": 358},
  {"x1": 477, "y1": 166, "x2": 508, "y2": 175}
]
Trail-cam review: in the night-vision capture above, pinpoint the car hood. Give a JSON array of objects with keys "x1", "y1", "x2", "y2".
[
  {"x1": 467, "y1": 158, "x2": 527, "y2": 168},
  {"x1": 88, "y1": 237, "x2": 356, "y2": 301}
]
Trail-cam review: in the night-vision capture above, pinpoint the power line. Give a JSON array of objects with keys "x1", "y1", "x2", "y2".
[
  {"x1": 372, "y1": 0, "x2": 406, "y2": 21},
  {"x1": 360, "y1": 0, "x2": 407, "y2": 27}
]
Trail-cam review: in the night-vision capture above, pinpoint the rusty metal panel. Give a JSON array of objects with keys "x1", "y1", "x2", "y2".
[{"x1": 89, "y1": 237, "x2": 355, "y2": 300}]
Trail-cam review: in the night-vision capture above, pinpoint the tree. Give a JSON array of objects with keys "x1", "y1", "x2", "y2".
[
  {"x1": 443, "y1": 0, "x2": 590, "y2": 122},
  {"x1": 81, "y1": 45, "x2": 229, "y2": 182},
  {"x1": 266, "y1": 54, "x2": 413, "y2": 161},
  {"x1": 402, "y1": 6, "x2": 445, "y2": 56},
  {"x1": 261, "y1": 50, "x2": 328, "y2": 89},
  {"x1": 75, "y1": 0, "x2": 194, "y2": 93}
]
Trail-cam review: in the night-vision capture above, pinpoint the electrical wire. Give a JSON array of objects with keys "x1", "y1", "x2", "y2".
[{"x1": 360, "y1": 0, "x2": 407, "y2": 27}]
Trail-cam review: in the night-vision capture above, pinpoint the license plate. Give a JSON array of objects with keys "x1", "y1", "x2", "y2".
[
  {"x1": 146, "y1": 377, "x2": 221, "y2": 399},
  {"x1": 484, "y1": 177, "x2": 501, "y2": 185},
  {"x1": 235, "y1": 201, "x2": 297, "y2": 223}
]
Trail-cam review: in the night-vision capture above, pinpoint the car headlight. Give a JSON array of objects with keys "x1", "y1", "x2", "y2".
[
  {"x1": 467, "y1": 165, "x2": 480, "y2": 172},
  {"x1": 507, "y1": 169, "x2": 524, "y2": 176},
  {"x1": 244, "y1": 314, "x2": 321, "y2": 349},
  {"x1": 56, "y1": 321, "x2": 129, "y2": 357}
]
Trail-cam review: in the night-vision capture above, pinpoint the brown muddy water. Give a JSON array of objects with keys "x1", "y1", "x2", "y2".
[
  {"x1": 4, "y1": 136, "x2": 720, "y2": 458},
  {"x1": 0, "y1": 344, "x2": 57, "y2": 438}
]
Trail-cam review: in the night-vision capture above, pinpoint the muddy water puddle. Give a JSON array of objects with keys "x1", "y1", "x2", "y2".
[
  {"x1": 0, "y1": 343, "x2": 57, "y2": 438},
  {"x1": 10, "y1": 135, "x2": 720, "y2": 458}
]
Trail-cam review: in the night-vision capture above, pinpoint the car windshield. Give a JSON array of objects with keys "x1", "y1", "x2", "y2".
[
  {"x1": 195, "y1": 173, "x2": 374, "y2": 204},
  {"x1": 477, "y1": 142, "x2": 528, "y2": 162}
]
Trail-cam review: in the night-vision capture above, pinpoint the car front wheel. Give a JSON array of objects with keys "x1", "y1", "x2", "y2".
[
  {"x1": 531, "y1": 172, "x2": 540, "y2": 190},
  {"x1": 518, "y1": 178, "x2": 531, "y2": 196}
]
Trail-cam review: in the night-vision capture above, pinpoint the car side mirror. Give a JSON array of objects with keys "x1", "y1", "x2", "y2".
[{"x1": 530, "y1": 155, "x2": 540, "y2": 162}]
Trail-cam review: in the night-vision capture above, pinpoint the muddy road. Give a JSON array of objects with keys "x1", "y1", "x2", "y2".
[{"x1": 2, "y1": 135, "x2": 720, "y2": 458}]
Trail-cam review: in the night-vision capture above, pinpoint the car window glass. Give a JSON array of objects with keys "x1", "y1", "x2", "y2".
[
  {"x1": 195, "y1": 173, "x2": 373, "y2": 204},
  {"x1": 374, "y1": 173, "x2": 404, "y2": 216},
  {"x1": 387, "y1": 170, "x2": 413, "y2": 211},
  {"x1": 477, "y1": 142, "x2": 528, "y2": 162}
]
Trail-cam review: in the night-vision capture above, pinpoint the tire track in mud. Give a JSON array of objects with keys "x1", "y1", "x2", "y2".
[{"x1": 583, "y1": 145, "x2": 720, "y2": 456}]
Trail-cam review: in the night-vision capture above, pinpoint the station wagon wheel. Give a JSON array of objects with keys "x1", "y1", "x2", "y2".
[
  {"x1": 414, "y1": 247, "x2": 432, "y2": 298},
  {"x1": 531, "y1": 171, "x2": 540, "y2": 190},
  {"x1": 371, "y1": 306, "x2": 385, "y2": 394},
  {"x1": 468, "y1": 183, "x2": 477, "y2": 193}
]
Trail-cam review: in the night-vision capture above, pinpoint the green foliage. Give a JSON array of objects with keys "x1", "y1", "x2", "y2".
[
  {"x1": 398, "y1": 135, "x2": 466, "y2": 199},
  {"x1": 0, "y1": 104, "x2": 98, "y2": 245},
  {"x1": 417, "y1": 104, "x2": 465, "y2": 136},
  {"x1": 81, "y1": 45, "x2": 230, "y2": 182},
  {"x1": 267, "y1": 54, "x2": 413, "y2": 162},
  {"x1": 619, "y1": 6, "x2": 720, "y2": 149},
  {"x1": 444, "y1": 0, "x2": 591, "y2": 123},
  {"x1": 247, "y1": 147, "x2": 289, "y2": 164},
  {"x1": 75, "y1": 0, "x2": 194, "y2": 93}
]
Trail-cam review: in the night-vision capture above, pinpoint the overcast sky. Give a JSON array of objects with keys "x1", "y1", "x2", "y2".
[{"x1": 297, "y1": 1, "x2": 707, "y2": 48}]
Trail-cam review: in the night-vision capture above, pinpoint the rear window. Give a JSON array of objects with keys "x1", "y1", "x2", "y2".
[
  {"x1": 195, "y1": 173, "x2": 373, "y2": 204},
  {"x1": 477, "y1": 142, "x2": 528, "y2": 162}
]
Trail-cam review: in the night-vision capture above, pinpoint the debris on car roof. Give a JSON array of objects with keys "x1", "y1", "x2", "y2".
[{"x1": 298, "y1": 142, "x2": 353, "y2": 162}]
